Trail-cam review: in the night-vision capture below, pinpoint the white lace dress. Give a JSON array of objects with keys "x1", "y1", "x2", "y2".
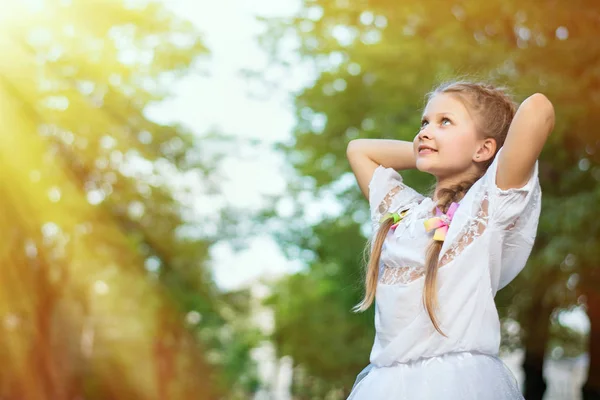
[{"x1": 348, "y1": 148, "x2": 541, "y2": 400}]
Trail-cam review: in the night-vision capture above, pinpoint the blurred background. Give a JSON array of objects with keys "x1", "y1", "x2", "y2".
[{"x1": 0, "y1": 0, "x2": 598, "y2": 399}]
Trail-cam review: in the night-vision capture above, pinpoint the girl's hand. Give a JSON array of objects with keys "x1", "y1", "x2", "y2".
[{"x1": 346, "y1": 139, "x2": 416, "y2": 199}]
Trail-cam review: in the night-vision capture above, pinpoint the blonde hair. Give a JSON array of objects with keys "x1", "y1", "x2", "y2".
[{"x1": 353, "y1": 81, "x2": 518, "y2": 336}]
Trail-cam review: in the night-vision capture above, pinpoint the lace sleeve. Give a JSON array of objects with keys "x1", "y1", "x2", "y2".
[{"x1": 368, "y1": 166, "x2": 421, "y2": 229}]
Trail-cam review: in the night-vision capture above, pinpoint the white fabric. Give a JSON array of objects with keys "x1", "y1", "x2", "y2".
[
  {"x1": 349, "y1": 147, "x2": 541, "y2": 399},
  {"x1": 349, "y1": 351, "x2": 524, "y2": 400}
]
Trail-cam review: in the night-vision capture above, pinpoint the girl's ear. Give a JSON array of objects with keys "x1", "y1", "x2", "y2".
[{"x1": 474, "y1": 138, "x2": 497, "y2": 162}]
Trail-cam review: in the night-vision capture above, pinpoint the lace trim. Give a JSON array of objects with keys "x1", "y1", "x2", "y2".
[
  {"x1": 373, "y1": 185, "x2": 405, "y2": 223},
  {"x1": 377, "y1": 181, "x2": 540, "y2": 284},
  {"x1": 377, "y1": 198, "x2": 489, "y2": 285},
  {"x1": 439, "y1": 194, "x2": 489, "y2": 267},
  {"x1": 379, "y1": 263, "x2": 426, "y2": 285}
]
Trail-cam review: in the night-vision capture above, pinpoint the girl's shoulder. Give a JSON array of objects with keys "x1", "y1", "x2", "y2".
[
  {"x1": 476, "y1": 147, "x2": 542, "y2": 231},
  {"x1": 368, "y1": 166, "x2": 425, "y2": 226}
]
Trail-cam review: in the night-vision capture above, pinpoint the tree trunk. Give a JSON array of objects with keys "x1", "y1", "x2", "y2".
[
  {"x1": 521, "y1": 276, "x2": 555, "y2": 400},
  {"x1": 582, "y1": 281, "x2": 600, "y2": 400}
]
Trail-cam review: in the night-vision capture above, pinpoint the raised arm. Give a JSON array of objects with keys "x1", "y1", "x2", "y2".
[
  {"x1": 496, "y1": 93, "x2": 555, "y2": 190},
  {"x1": 346, "y1": 139, "x2": 416, "y2": 199}
]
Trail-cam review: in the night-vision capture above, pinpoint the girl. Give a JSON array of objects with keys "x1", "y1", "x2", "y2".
[{"x1": 345, "y1": 81, "x2": 555, "y2": 399}]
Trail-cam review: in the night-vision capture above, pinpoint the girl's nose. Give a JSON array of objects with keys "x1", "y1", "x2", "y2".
[{"x1": 418, "y1": 126, "x2": 433, "y2": 141}]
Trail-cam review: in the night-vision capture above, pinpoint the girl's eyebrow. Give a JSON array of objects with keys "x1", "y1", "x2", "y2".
[{"x1": 421, "y1": 112, "x2": 457, "y2": 120}]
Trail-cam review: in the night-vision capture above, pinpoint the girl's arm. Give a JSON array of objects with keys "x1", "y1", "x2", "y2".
[
  {"x1": 346, "y1": 139, "x2": 416, "y2": 199},
  {"x1": 496, "y1": 93, "x2": 555, "y2": 190}
]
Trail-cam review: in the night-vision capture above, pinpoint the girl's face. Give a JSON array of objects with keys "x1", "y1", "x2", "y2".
[{"x1": 413, "y1": 93, "x2": 483, "y2": 179}]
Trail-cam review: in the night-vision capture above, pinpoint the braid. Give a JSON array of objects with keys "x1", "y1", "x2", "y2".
[{"x1": 422, "y1": 176, "x2": 480, "y2": 337}]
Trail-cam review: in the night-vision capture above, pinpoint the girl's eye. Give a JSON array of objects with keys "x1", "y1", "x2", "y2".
[
  {"x1": 420, "y1": 120, "x2": 428, "y2": 129},
  {"x1": 441, "y1": 117, "x2": 451, "y2": 126}
]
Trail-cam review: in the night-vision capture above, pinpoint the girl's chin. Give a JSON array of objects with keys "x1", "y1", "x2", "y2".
[
  {"x1": 415, "y1": 161, "x2": 445, "y2": 179},
  {"x1": 415, "y1": 159, "x2": 435, "y2": 173}
]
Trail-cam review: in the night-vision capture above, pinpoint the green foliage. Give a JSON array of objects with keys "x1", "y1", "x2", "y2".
[{"x1": 267, "y1": 218, "x2": 375, "y2": 395}]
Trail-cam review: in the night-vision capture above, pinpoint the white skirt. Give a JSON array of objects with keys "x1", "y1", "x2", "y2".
[{"x1": 347, "y1": 351, "x2": 524, "y2": 400}]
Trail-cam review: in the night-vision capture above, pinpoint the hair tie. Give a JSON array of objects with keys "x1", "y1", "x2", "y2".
[
  {"x1": 380, "y1": 210, "x2": 408, "y2": 231},
  {"x1": 424, "y1": 202, "x2": 459, "y2": 241}
]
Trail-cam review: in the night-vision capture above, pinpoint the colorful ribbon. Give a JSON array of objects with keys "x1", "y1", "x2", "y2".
[
  {"x1": 423, "y1": 202, "x2": 459, "y2": 241},
  {"x1": 380, "y1": 210, "x2": 408, "y2": 231}
]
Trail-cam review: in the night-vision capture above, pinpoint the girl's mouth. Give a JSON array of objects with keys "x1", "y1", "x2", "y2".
[{"x1": 419, "y1": 148, "x2": 437, "y2": 155}]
